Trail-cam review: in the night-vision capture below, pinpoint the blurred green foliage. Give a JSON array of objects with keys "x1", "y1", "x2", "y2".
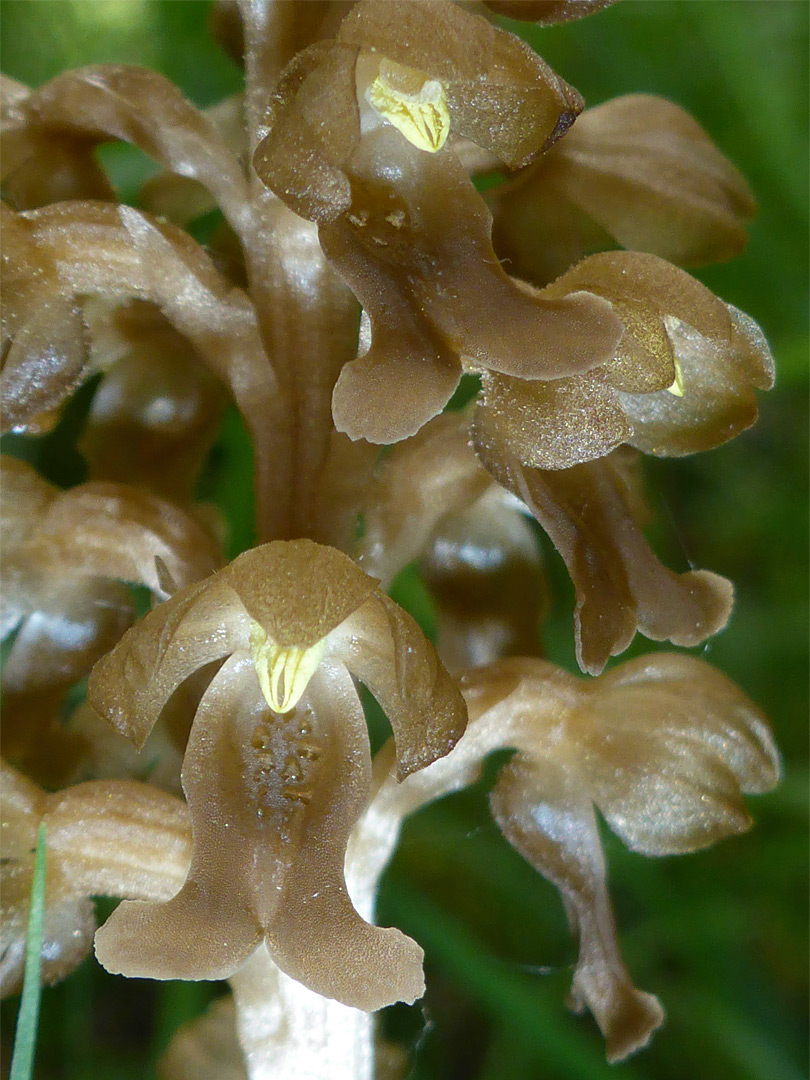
[{"x1": 1, "y1": 3, "x2": 807, "y2": 1079}]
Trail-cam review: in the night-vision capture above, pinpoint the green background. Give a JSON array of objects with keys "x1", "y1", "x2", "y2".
[{"x1": 1, "y1": 2, "x2": 807, "y2": 1079}]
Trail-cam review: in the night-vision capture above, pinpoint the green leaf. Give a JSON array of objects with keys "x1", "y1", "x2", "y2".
[{"x1": 10, "y1": 822, "x2": 47, "y2": 1080}]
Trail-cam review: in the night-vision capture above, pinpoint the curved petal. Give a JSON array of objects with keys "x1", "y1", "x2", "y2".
[
  {"x1": 477, "y1": 447, "x2": 734, "y2": 674},
  {"x1": 475, "y1": 368, "x2": 630, "y2": 471},
  {"x1": 620, "y1": 304, "x2": 775, "y2": 456},
  {"x1": 329, "y1": 593, "x2": 467, "y2": 779},
  {"x1": 19, "y1": 482, "x2": 221, "y2": 598},
  {"x1": 421, "y1": 485, "x2": 547, "y2": 673},
  {"x1": 324, "y1": 221, "x2": 462, "y2": 444},
  {"x1": 490, "y1": 755, "x2": 664, "y2": 1062},
  {"x1": 87, "y1": 575, "x2": 247, "y2": 747},
  {"x1": 545, "y1": 94, "x2": 756, "y2": 267},
  {"x1": 482, "y1": 1, "x2": 617, "y2": 24},
  {"x1": 575, "y1": 654, "x2": 781, "y2": 854},
  {"x1": 96, "y1": 657, "x2": 424, "y2": 1009},
  {"x1": 224, "y1": 540, "x2": 379, "y2": 648},
  {"x1": 252, "y1": 41, "x2": 361, "y2": 225},
  {"x1": 45, "y1": 779, "x2": 192, "y2": 902},
  {"x1": 26, "y1": 66, "x2": 250, "y2": 236},
  {"x1": 338, "y1": 128, "x2": 623, "y2": 383}
]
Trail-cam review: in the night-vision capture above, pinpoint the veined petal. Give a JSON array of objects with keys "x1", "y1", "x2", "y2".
[
  {"x1": 87, "y1": 575, "x2": 247, "y2": 747},
  {"x1": 575, "y1": 654, "x2": 781, "y2": 854}
]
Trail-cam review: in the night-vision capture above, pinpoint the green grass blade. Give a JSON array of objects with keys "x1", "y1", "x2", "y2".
[{"x1": 10, "y1": 821, "x2": 48, "y2": 1080}]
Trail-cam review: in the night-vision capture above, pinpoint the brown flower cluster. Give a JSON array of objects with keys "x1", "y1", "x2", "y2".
[{"x1": 0, "y1": 3, "x2": 780, "y2": 1078}]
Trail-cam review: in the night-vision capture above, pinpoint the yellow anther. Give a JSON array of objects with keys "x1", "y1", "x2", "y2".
[
  {"x1": 367, "y1": 61, "x2": 450, "y2": 153},
  {"x1": 249, "y1": 623, "x2": 326, "y2": 714},
  {"x1": 666, "y1": 358, "x2": 685, "y2": 397}
]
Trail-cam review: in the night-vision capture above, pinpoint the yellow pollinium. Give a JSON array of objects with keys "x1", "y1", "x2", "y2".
[
  {"x1": 249, "y1": 623, "x2": 326, "y2": 714},
  {"x1": 367, "y1": 62, "x2": 450, "y2": 154},
  {"x1": 666, "y1": 358, "x2": 685, "y2": 397}
]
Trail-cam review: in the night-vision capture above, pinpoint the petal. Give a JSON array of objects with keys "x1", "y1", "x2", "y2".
[
  {"x1": 328, "y1": 592, "x2": 467, "y2": 779},
  {"x1": 490, "y1": 755, "x2": 664, "y2": 1062},
  {"x1": 338, "y1": 0, "x2": 583, "y2": 166},
  {"x1": 482, "y1": 1, "x2": 617, "y2": 24},
  {"x1": 87, "y1": 574, "x2": 247, "y2": 747},
  {"x1": 619, "y1": 304, "x2": 775, "y2": 456},
  {"x1": 1, "y1": 294, "x2": 90, "y2": 435},
  {"x1": 544, "y1": 94, "x2": 756, "y2": 266},
  {"x1": 474, "y1": 368, "x2": 631, "y2": 471},
  {"x1": 223, "y1": 540, "x2": 379, "y2": 648},
  {"x1": 358, "y1": 411, "x2": 490, "y2": 586},
  {"x1": 337, "y1": 128, "x2": 623, "y2": 383},
  {"x1": 44, "y1": 779, "x2": 192, "y2": 902},
  {"x1": 0, "y1": 762, "x2": 96, "y2": 998},
  {"x1": 325, "y1": 221, "x2": 463, "y2": 444},
  {"x1": 252, "y1": 41, "x2": 361, "y2": 225},
  {"x1": 574, "y1": 653, "x2": 781, "y2": 854},
  {"x1": 19, "y1": 482, "x2": 222, "y2": 598},
  {"x1": 477, "y1": 447, "x2": 734, "y2": 674},
  {"x1": 26, "y1": 66, "x2": 250, "y2": 235}
]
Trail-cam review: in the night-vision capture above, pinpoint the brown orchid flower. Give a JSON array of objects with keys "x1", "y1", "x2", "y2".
[
  {"x1": 0, "y1": 760, "x2": 191, "y2": 998},
  {"x1": 88, "y1": 539, "x2": 466, "y2": 1010},
  {"x1": 253, "y1": 0, "x2": 623, "y2": 443},
  {"x1": 365, "y1": 652, "x2": 779, "y2": 1061},
  {"x1": 491, "y1": 94, "x2": 757, "y2": 284}
]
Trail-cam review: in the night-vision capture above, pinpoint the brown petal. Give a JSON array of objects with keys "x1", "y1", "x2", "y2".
[
  {"x1": 337, "y1": 129, "x2": 623, "y2": 384},
  {"x1": 19, "y1": 482, "x2": 221, "y2": 598},
  {"x1": 574, "y1": 654, "x2": 781, "y2": 854},
  {"x1": 96, "y1": 658, "x2": 423, "y2": 1009},
  {"x1": 325, "y1": 222, "x2": 463, "y2": 444},
  {"x1": 483, "y1": 1, "x2": 617, "y2": 24},
  {"x1": 79, "y1": 329, "x2": 227, "y2": 503},
  {"x1": 87, "y1": 575, "x2": 246, "y2": 747},
  {"x1": 545, "y1": 94, "x2": 756, "y2": 266},
  {"x1": 328, "y1": 592, "x2": 467, "y2": 779},
  {"x1": 26, "y1": 66, "x2": 250, "y2": 235},
  {"x1": 619, "y1": 303, "x2": 775, "y2": 456},
  {"x1": 1, "y1": 295, "x2": 90, "y2": 435},
  {"x1": 490, "y1": 755, "x2": 664, "y2": 1062},
  {"x1": 358, "y1": 411, "x2": 490, "y2": 586},
  {"x1": 338, "y1": 0, "x2": 583, "y2": 166},
  {"x1": 44, "y1": 779, "x2": 192, "y2": 902},
  {"x1": 224, "y1": 540, "x2": 378, "y2": 647},
  {"x1": 475, "y1": 367, "x2": 631, "y2": 471},
  {"x1": 253, "y1": 41, "x2": 361, "y2": 224},
  {"x1": 477, "y1": 447, "x2": 734, "y2": 673},
  {"x1": 0, "y1": 762, "x2": 96, "y2": 998}
]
